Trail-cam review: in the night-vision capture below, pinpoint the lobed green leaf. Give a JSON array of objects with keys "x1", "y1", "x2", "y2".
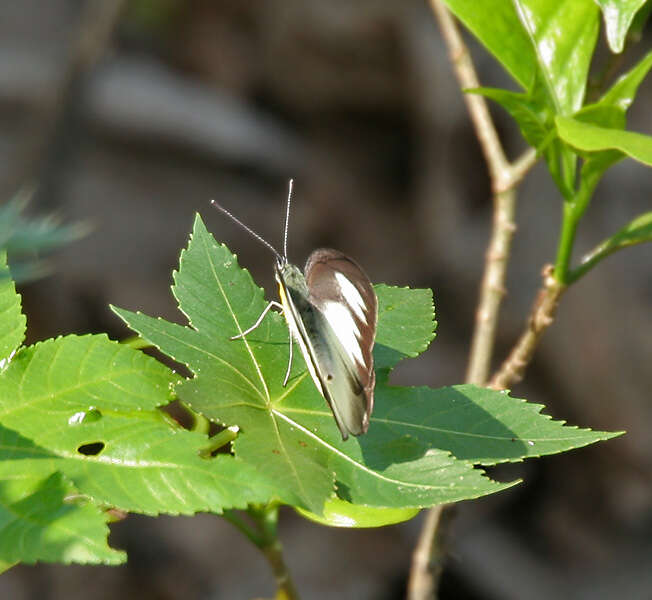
[
  {"x1": 0, "y1": 458, "x2": 124, "y2": 566},
  {"x1": 115, "y1": 215, "x2": 617, "y2": 516},
  {"x1": 0, "y1": 334, "x2": 276, "y2": 515}
]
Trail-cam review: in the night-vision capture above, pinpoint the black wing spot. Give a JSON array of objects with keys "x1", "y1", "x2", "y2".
[{"x1": 326, "y1": 374, "x2": 333, "y2": 381}]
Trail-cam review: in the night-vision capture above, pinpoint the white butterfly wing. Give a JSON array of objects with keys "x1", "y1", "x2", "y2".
[{"x1": 304, "y1": 249, "x2": 377, "y2": 438}]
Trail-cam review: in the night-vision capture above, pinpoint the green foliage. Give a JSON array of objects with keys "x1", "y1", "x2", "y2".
[
  {"x1": 295, "y1": 497, "x2": 419, "y2": 528},
  {"x1": 0, "y1": 191, "x2": 87, "y2": 282},
  {"x1": 0, "y1": 252, "x2": 25, "y2": 363},
  {"x1": 114, "y1": 217, "x2": 615, "y2": 516},
  {"x1": 569, "y1": 211, "x2": 652, "y2": 282},
  {"x1": 0, "y1": 211, "x2": 620, "y2": 567},
  {"x1": 445, "y1": 0, "x2": 652, "y2": 278},
  {"x1": 2, "y1": 0, "x2": 645, "y2": 570},
  {"x1": 595, "y1": 0, "x2": 649, "y2": 52},
  {"x1": 556, "y1": 117, "x2": 652, "y2": 166}
]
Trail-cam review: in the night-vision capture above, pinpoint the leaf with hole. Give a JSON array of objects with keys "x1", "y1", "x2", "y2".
[{"x1": 0, "y1": 334, "x2": 277, "y2": 516}]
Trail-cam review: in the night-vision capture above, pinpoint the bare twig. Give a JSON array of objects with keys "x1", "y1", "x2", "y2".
[
  {"x1": 428, "y1": 0, "x2": 508, "y2": 186},
  {"x1": 489, "y1": 266, "x2": 566, "y2": 389},
  {"x1": 408, "y1": 3, "x2": 539, "y2": 598},
  {"x1": 429, "y1": 0, "x2": 536, "y2": 385},
  {"x1": 407, "y1": 505, "x2": 456, "y2": 600},
  {"x1": 465, "y1": 187, "x2": 516, "y2": 384}
]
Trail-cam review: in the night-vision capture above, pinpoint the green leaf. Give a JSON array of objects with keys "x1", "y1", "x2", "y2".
[
  {"x1": 599, "y1": 50, "x2": 652, "y2": 111},
  {"x1": 569, "y1": 211, "x2": 652, "y2": 282},
  {"x1": 573, "y1": 104, "x2": 626, "y2": 130},
  {"x1": 0, "y1": 252, "x2": 26, "y2": 364},
  {"x1": 470, "y1": 87, "x2": 550, "y2": 149},
  {"x1": 374, "y1": 284, "x2": 436, "y2": 370},
  {"x1": 0, "y1": 334, "x2": 276, "y2": 515},
  {"x1": 0, "y1": 462, "x2": 124, "y2": 566},
  {"x1": 556, "y1": 116, "x2": 652, "y2": 166},
  {"x1": 0, "y1": 192, "x2": 86, "y2": 254},
  {"x1": 595, "y1": 0, "x2": 648, "y2": 52},
  {"x1": 114, "y1": 216, "x2": 512, "y2": 513},
  {"x1": 559, "y1": 52, "x2": 652, "y2": 193},
  {"x1": 370, "y1": 385, "x2": 620, "y2": 465},
  {"x1": 628, "y1": 1, "x2": 652, "y2": 41},
  {"x1": 114, "y1": 215, "x2": 616, "y2": 515},
  {"x1": 295, "y1": 497, "x2": 419, "y2": 528},
  {"x1": 443, "y1": 0, "x2": 536, "y2": 89},
  {"x1": 0, "y1": 192, "x2": 88, "y2": 283},
  {"x1": 470, "y1": 86, "x2": 576, "y2": 198},
  {"x1": 513, "y1": 0, "x2": 600, "y2": 114}
]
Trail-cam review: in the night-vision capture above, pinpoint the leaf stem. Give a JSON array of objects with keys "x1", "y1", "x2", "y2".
[
  {"x1": 224, "y1": 505, "x2": 300, "y2": 600},
  {"x1": 222, "y1": 509, "x2": 264, "y2": 547},
  {"x1": 198, "y1": 425, "x2": 239, "y2": 457},
  {"x1": 553, "y1": 167, "x2": 601, "y2": 283}
]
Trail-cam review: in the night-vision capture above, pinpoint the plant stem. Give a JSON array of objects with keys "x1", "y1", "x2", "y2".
[
  {"x1": 255, "y1": 505, "x2": 300, "y2": 600},
  {"x1": 489, "y1": 266, "x2": 566, "y2": 389},
  {"x1": 408, "y1": 3, "x2": 538, "y2": 599},
  {"x1": 224, "y1": 505, "x2": 300, "y2": 600},
  {"x1": 553, "y1": 168, "x2": 601, "y2": 283},
  {"x1": 465, "y1": 187, "x2": 517, "y2": 384},
  {"x1": 406, "y1": 504, "x2": 457, "y2": 600},
  {"x1": 222, "y1": 510, "x2": 264, "y2": 547},
  {"x1": 553, "y1": 202, "x2": 578, "y2": 283}
]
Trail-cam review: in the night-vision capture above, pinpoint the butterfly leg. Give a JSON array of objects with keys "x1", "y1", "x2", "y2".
[
  {"x1": 230, "y1": 301, "x2": 283, "y2": 340},
  {"x1": 283, "y1": 327, "x2": 294, "y2": 387}
]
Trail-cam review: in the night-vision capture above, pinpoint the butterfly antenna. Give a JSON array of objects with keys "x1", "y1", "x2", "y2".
[
  {"x1": 210, "y1": 200, "x2": 282, "y2": 261},
  {"x1": 283, "y1": 179, "x2": 293, "y2": 260}
]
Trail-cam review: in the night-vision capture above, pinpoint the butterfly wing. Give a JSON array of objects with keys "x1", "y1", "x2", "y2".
[{"x1": 303, "y1": 249, "x2": 377, "y2": 438}]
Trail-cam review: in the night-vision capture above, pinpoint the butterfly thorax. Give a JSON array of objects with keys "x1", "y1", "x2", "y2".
[{"x1": 275, "y1": 262, "x2": 308, "y2": 298}]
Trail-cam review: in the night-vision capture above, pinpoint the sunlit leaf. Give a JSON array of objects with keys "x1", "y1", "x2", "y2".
[
  {"x1": 556, "y1": 117, "x2": 652, "y2": 166},
  {"x1": 0, "y1": 455, "x2": 124, "y2": 566},
  {"x1": 0, "y1": 334, "x2": 276, "y2": 515},
  {"x1": 114, "y1": 215, "x2": 617, "y2": 514},
  {"x1": 595, "y1": 0, "x2": 648, "y2": 52},
  {"x1": 599, "y1": 50, "x2": 652, "y2": 110},
  {"x1": 443, "y1": 0, "x2": 536, "y2": 89},
  {"x1": 512, "y1": 0, "x2": 599, "y2": 114},
  {"x1": 569, "y1": 211, "x2": 652, "y2": 282},
  {"x1": 295, "y1": 497, "x2": 419, "y2": 528},
  {"x1": 0, "y1": 252, "x2": 25, "y2": 364}
]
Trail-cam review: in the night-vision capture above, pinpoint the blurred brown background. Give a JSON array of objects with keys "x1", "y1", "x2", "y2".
[{"x1": 1, "y1": 1, "x2": 651, "y2": 599}]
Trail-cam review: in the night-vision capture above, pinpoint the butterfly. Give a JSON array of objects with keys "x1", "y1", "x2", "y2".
[{"x1": 211, "y1": 180, "x2": 377, "y2": 440}]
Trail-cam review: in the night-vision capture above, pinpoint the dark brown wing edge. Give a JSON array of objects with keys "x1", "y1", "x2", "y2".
[{"x1": 304, "y1": 248, "x2": 378, "y2": 434}]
